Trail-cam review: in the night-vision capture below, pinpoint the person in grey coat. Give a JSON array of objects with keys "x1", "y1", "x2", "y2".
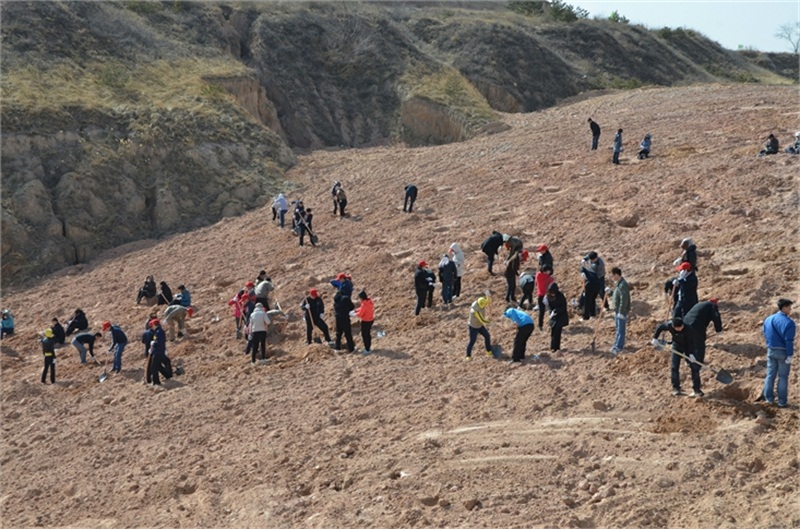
[{"x1": 612, "y1": 129, "x2": 623, "y2": 164}]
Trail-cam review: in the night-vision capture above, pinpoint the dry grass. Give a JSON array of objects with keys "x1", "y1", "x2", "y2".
[{"x1": 2, "y1": 57, "x2": 250, "y2": 113}]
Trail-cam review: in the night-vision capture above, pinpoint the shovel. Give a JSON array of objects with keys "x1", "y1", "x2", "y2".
[
  {"x1": 659, "y1": 345, "x2": 733, "y2": 385},
  {"x1": 590, "y1": 290, "x2": 609, "y2": 353},
  {"x1": 98, "y1": 355, "x2": 109, "y2": 383}
]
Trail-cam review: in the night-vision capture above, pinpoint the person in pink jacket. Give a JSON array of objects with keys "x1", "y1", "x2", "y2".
[{"x1": 227, "y1": 289, "x2": 247, "y2": 339}]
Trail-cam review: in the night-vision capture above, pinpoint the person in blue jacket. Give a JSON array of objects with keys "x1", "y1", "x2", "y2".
[
  {"x1": 174, "y1": 285, "x2": 191, "y2": 308},
  {"x1": 102, "y1": 321, "x2": 128, "y2": 374},
  {"x1": 503, "y1": 307, "x2": 534, "y2": 364},
  {"x1": 1, "y1": 310, "x2": 14, "y2": 339},
  {"x1": 612, "y1": 128, "x2": 623, "y2": 165},
  {"x1": 761, "y1": 298, "x2": 796, "y2": 408},
  {"x1": 637, "y1": 133, "x2": 652, "y2": 159}
]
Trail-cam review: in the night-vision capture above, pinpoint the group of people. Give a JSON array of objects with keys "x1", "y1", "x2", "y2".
[
  {"x1": 758, "y1": 131, "x2": 800, "y2": 156},
  {"x1": 587, "y1": 118, "x2": 652, "y2": 163},
  {"x1": 271, "y1": 194, "x2": 317, "y2": 246}
]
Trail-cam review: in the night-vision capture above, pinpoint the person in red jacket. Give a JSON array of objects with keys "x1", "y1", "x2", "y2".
[
  {"x1": 535, "y1": 264, "x2": 554, "y2": 330},
  {"x1": 354, "y1": 290, "x2": 375, "y2": 354}
]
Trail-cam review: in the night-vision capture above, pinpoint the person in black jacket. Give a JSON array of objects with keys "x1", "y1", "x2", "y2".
[
  {"x1": 65, "y1": 309, "x2": 88, "y2": 337},
  {"x1": 438, "y1": 254, "x2": 457, "y2": 305},
  {"x1": 546, "y1": 283, "x2": 569, "y2": 352},
  {"x1": 588, "y1": 118, "x2": 601, "y2": 151},
  {"x1": 403, "y1": 184, "x2": 418, "y2": 213},
  {"x1": 580, "y1": 254, "x2": 604, "y2": 320},
  {"x1": 481, "y1": 231, "x2": 504, "y2": 275},
  {"x1": 333, "y1": 290, "x2": 356, "y2": 352},
  {"x1": 682, "y1": 298, "x2": 723, "y2": 362},
  {"x1": 652, "y1": 316, "x2": 701, "y2": 397},
  {"x1": 504, "y1": 251, "x2": 520, "y2": 303},
  {"x1": 536, "y1": 244, "x2": 554, "y2": 273},
  {"x1": 302, "y1": 289, "x2": 332, "y2": 345},
  {"x1": 672, "y1": 238, "x2": 698, "y2": 272},
  {"x1": 50, "y1": 317, "x2": 66, "y2": 346},
  {"x1": 157, "y1": 281, "x2": 173, "y2": 305},
  {"x1": 136, "y1": 275, "x2": 158, "y2": 305},
  {"x1": 758, "y1": 133, "x2": 779, "y2": 156},
  {"x1": 41, "y1": 328, "x2": 57, "y2": 384},
  {"x1": 414, "y1": 261, "x2": 434, "y2": 316}
]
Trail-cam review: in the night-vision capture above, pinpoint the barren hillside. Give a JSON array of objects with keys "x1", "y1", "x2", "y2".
[{"x1": 1, "y1": 84, "x2": 798, "y2": 528}]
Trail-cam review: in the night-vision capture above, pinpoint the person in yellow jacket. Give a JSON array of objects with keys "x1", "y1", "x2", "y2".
[{"x1": 466, "y1": 295, "x2": 494, "y2": 360}]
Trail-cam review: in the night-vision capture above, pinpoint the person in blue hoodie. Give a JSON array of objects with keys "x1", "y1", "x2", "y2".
[
  {"x1": 637, "y1": 133, "x2": 652, "y2": 159},
  {"x1": 1, "y1": 310, "x2": 14, "y2": 339},
  {"x1": 174, "y1": 285, "x2": 192, "y2": 308},
  {"x1": 330, "y1": 273, "x2": 354, "y2": 297},
  {"x1": 503, "y1": 307, "x2": 534, "y2": 363}
]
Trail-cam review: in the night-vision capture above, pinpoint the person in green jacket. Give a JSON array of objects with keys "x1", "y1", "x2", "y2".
[{"x1": 610, "y1": 267, "x2": 631, "y2": 355}]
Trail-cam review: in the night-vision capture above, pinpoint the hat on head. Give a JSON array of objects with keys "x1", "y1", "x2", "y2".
[
  {"x1": 309, "y1": 289, "x2": 319, "y2": 298},
  {"x1": 418, "y1": 260, "x2": 427, "y2": 268},
  {"x1": 778, "y1": 298, "x2": 794, "y2": 310},
  {"x1": 536, "y1": 244, "x2": 548, "y2": 252},
  {"x1": 709, "y1": 297, "x2": 719, "y2": 305},
  {"x1": 245, "y1": 281, "x2": 255, "y2": 288},
  {"x1": 502, "y1": 234, "x2": 510, "y2": 242},
  {"x1": 44, "y1": 328, "x2": 54, "y2": 338},
  {"x1": 255, "y1": 303, "x2": 264, "y2": 309},
  {"x1": 101, "y1": 321, "x2": 111, "y2": 332},
  {"x1": 148, "y1": 318, "x2": 160, "y2": 327},
  {"x1": 336, "y1": 273, "x2": 346, "y2": 280},
  {"x1": 676, "y1": 262, "x2": 692, "y2": 271}
]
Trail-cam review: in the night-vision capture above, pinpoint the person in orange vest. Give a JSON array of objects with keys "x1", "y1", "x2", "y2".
[{"x1": 353, "y1": 290, "x2": 375, "y2": 355}]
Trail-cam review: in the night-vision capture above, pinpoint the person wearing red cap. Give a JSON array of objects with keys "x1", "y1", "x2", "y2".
[
  {"x1": 672, "y1": 262, "x2": 698, "y2": 318},
  {"x1": 536, "y1": 244, "x2": 554, "y2": 273},
  {"x1": 414, "y1": 261, "x2": 435, "y2": 316},
  {"x1": 302, "y1": 289, "x2": 332, "y2": 345},
  {"x1": 103, "y1": 321, "x2": 128, "y2": 374},
  {"x1": 330, "y1": 273, "x2": 354, "y2": 297}
]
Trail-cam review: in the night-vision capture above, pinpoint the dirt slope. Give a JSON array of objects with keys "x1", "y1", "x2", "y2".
[{"x1": 1, "y1": 84, "x2": 799, "y2": 528}]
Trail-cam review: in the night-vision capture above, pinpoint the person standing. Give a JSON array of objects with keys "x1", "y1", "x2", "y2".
[
  {"x1": 330, "y1": 273, "x2": 354, "y2": 297},
  {"x1": 580, "y1": 252, "x2": 605, "y2": 320},
  {"x1": 331, "y1": 181, "x2": 341, "y2": 215},
  {"x1": 1, "y1": 310, "x2": 15, "y2": 339},
  {"x1": 248, "y1": 303, "x2": 271, "y2": 365},
  {"x1": 535, "y1": 264, "x2": 554, "y2": 328},
  {"x1": 612, "y1": 128, "x2": 623, "y2": 165},
  {"x1": 414, "y1": 261, "x2": 434, "y2": 316},
  {"x1": 71, "y1": 331, "x2": 99, "y2": 364},
  {"x1": 448, "y1": 243, "x2": 465, "y2": 298},
  {"x1": 652, "y1": 316, "x2": 700, "y2": 397},
  {"x1": 519, "y1": 269, "x2": 536, "y2": 311},
  {"x1": 302, "y1": 289, "x2": 333, "y2": 345},
  {"x1": 761, "y1": 299, "x2": 796, "y2": 408},
  {"x1": 588, "y1": 118, "x2": 601, "y2": 151},
  {"x1": 41, "y1": 328, "x2": 56, "y2": 384},
  {"x1": 672, "y1": 238, "x2": 698, "y2": 272},
  {"x1": 610, "y1": 267, "x2": 631, "y2": 355},
  {"x1": 403, "y1": 184, "x2": 418, "y2": 212},
  {"x1": 354, "y1": 290, "x2": 374, "y2": 354},
  {"x1": 255, "y1": 276, "x2": 274, "y2": 310},
  {"x1": 146, "y1": 318, "x2": 172, "y2": 385},
  {"x1": 273, "y1": 193, "x2": 289, "y2": 228},
  {"x1": 465, "y1": 295, "x2": 493, "y2": 360},
  {"x1": 672, "y1": 262, "x2": 698, "y2": 318},
  {"x1": 102, "y1": 321, "x2": 128, "y2": 374},
  {"x1": 333, "y1": 289, "x2": 356, "y2": 353},
  {"x1": 546, "y1": 283, "x2": 569, "y2": 352},
  {"x1": 503, "y1": 307, "x2": 534, "y2": 364},
  {"x1": 481, "y1": 231, "x2": 504, "y2": 275},
  {"x1": 438, "y1": 253, "x2": 457, "y2": 305},
  {"x1": 504, "y1": 249, "x2": 520, "y2": 303},
  {"x1": 536, "y1": 244, "x2": 554, "y2": 273},
  {"x1": 336, "y1": 185, "x2": 348, "y2": 217}
]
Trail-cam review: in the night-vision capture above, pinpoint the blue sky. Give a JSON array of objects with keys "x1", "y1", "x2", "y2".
[{"x1": 574, "y1": 0, "x2": 800, "y2": 52}]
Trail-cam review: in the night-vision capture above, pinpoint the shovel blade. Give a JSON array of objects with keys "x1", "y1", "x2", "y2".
[
  {"x1": 715, "y1": 369, "x2": 733, "y2": 385},
  {"x1": 98, "y1": 372, "x2": 108, "y2": 383}
]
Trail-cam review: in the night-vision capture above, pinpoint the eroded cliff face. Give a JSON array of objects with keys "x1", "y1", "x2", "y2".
[{"x1": 0, "y1": 106, "x2": 294, "y2": 285}]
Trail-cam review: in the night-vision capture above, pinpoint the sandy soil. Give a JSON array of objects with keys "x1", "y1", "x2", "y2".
[{"x1": 1, "y1": 83, "x2": 798, "y2": 528}]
